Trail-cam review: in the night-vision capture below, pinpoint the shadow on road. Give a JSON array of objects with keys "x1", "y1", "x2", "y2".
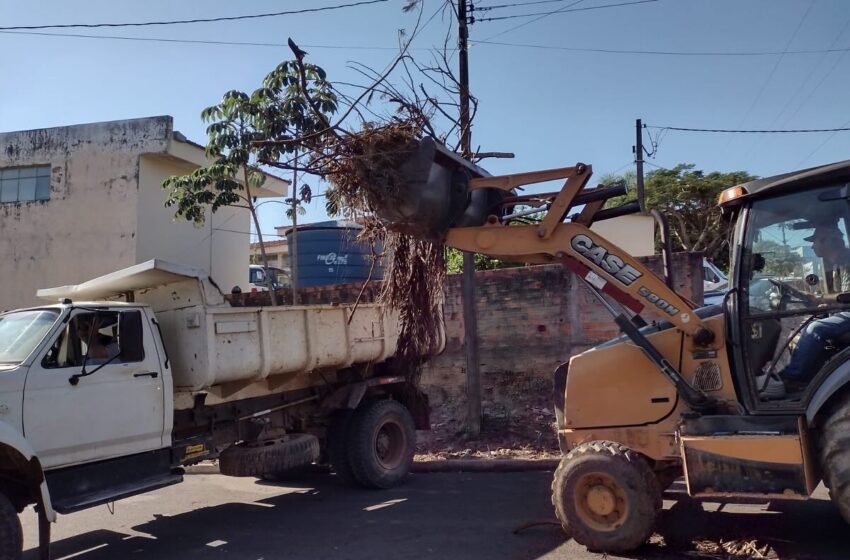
[
  {"x1": 630, "y1": 484, "x2": 850, "y2": 560},
  {"x1": 26, "y1": 471, "x2": 567, "y2": 560}
]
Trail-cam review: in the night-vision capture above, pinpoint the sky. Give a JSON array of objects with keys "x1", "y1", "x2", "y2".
[{"x1": 1, "y1": 0, "x2": 849, "y2": 243}]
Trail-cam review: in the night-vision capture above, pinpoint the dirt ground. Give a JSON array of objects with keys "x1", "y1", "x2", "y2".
[{"x1": 416, "y1": 373, "x2": 561, "y2": 461}]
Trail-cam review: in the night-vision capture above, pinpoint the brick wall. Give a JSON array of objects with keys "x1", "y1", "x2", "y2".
[{"x1": 422, "y1": 253, "x2": 702, "y2": 399}]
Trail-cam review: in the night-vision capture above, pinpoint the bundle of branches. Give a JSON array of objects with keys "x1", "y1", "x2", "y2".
[{"x1": 322, "y1": 120, "x2": 445, "y2": 385}]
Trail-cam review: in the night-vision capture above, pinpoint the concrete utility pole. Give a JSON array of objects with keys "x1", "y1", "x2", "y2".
[
  {"x1": 458, "y1": 0, "x2": 482, "y2": 437},
  {"x1": 290, "y1": 149, "x2": 301, "y2": 305},
  {"x1": 635, "y1": 118, "x2": 646, "y2": 213}
]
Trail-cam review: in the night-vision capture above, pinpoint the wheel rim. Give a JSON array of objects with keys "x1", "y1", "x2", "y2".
[
  {"x1": 373, "y1": 418, "x2": 406, "y2": 470},
  {"x1": 574, "y1": 472, "x2": 629, "y2": 532}
]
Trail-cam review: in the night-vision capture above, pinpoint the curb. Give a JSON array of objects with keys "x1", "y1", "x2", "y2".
[{"x1": 184, "y1": 458, "x2": 560, "y2": 475}]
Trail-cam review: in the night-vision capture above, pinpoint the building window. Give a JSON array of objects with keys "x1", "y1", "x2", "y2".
[{"x1": 0, "y1": 165, "x2": 51, "y2": 203}]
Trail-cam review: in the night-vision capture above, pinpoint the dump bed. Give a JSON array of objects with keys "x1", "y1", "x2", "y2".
[{"x1": 38, "y1": 259, "x2": 403, "y2": 391}]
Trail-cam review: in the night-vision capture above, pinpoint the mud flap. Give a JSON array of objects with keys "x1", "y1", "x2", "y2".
[{"x1": 680, "y1": 417, "x2": 816, "y2": 499}]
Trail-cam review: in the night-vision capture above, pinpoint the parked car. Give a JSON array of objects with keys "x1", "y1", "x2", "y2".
[{"x1": 249, "y1": 264, "x2": 290, "y2": 292}]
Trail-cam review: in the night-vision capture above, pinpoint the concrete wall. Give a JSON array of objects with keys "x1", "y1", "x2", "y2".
[
  {"x1": 137, "y1": 155, "x2": 247, "y2": 294},
  {"x1": 0, "y1": 117, "x2": 171, "y2": 310}
]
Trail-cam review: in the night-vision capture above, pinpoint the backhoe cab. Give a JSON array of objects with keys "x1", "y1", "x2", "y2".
[{"x1": 377, "y1": 141, "x2": 850, "y2": 553}]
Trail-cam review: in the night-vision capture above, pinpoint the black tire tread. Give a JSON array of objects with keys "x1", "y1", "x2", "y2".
[
  {"x1": 551, "y1": 440, "x2": 661, "y2": 553},
  {"x1": 348, "y1": 400, "x2": 416, "y2": 489},
  {"x1": 820, "y1": 395, "x2": 850, "y2": 518},
  {"x1": 0, "y1": 493, "x2": 22, "y2": 560},
  {"x1": 219, "y1": 434, "x2": 320, "y2": 478}
]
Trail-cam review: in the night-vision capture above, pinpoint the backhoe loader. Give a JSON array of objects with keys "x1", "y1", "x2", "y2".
[{"x1": 378, "y1": 138, "x2": 850, "y2": 552}]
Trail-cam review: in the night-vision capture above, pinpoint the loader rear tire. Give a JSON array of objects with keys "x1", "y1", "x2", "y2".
[
  {"x1": 328, "y1": 409, "x2": 357, "y2": 486},
  {"x1": 819, "y1": 394, "x2": 850, "y2": 521},
  {"x1": 0, "y1": 493, "x2": 22, "y2": 560},
  {"x1": 219, "y1": 434, "x2": 320, "y2": 478},
  {"x1": 348, "y1": 400, "x2": 416, "y2": 489},
  {"x1": 552, "y1": 441, "x2": 660, "y2": 553}
]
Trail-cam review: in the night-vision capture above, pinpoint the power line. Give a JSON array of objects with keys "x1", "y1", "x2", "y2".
[
  {"x1": 473, "y1": 39, "x2": 850, "y2": 57},
  {"x1": 476, "y1": 0, "x2": 655, "y2": 22},
  {"x1": 646, "y1": 125, "x2": 850, "y2": 133},
  {"x1": 478, "y1": 0, "x2": 584, "y2": 42},
  {"x1": 474, "y1": 0, "x2": 577, "y2": 12},
  {"x1": 734, "y1": 0, "x2": 815, "y2": 128},
  {"x1": 0, "y1": 0, "x2": 390, "y2": 31},
  {"x1": 0, "y1": 30, "x2": 422, "y2": 51}
]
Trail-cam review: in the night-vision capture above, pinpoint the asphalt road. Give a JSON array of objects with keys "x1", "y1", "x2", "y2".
[{"x1": 20, "y1": 471, "x2": 850, "y2": 560}]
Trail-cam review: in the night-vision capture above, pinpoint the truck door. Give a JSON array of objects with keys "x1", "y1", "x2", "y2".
[{"x1": 23, "y1": 308, "x2": 165, "y2": 470}]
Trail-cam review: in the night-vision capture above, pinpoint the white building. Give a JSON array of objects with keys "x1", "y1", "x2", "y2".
[{"x1": 0, "y1": 116, "x2": 288, "y2": 311}]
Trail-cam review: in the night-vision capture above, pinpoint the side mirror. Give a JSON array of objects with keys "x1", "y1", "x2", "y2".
[{"x1": 753, "y1": 253, "x2": 766, "y2": 273}]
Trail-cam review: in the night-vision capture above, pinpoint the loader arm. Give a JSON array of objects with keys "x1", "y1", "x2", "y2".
[
  {"x1": 445, "y1": 222, "x2": 706, "y2": 338},
  {"x1": 453, "y1": 163, "x2": 709, "y2": 339}
]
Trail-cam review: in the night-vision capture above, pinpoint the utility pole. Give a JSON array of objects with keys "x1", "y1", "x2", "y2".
[
  {"x1": 458, "y1": 0, "x2": 481, "y2": 437},
  {"x1": 635, "y1": 118, "x2": 646, "y2": 213},
  {"x1": 290, "y1": 149, "x2": 301, "y2": 305}
]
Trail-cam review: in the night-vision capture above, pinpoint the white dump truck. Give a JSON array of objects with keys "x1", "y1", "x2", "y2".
[{"x1": 0, "y1": 259, "x2": 436, "y2": 559}]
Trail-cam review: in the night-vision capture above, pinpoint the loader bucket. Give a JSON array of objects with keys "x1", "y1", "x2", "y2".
[{"x1": 375, "y1": 137, "x2": 505, "y2": 238}]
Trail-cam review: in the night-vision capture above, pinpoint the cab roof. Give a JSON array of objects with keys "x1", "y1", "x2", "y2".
[
  {"x1": 723, "y1": 158, "x2": 850, "y2": 207},
  {"x1": 37, "y1": 259, "x2": 206, "y2": 302}
]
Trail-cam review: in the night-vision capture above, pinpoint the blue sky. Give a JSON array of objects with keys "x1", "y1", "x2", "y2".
[{"x1": 2, "y1": 0, "x2": 849, "y2": 242}]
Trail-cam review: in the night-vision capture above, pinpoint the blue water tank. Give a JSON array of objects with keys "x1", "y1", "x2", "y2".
[{"x1": 285, "y1": 220, "x2": 385, "y2": 288}]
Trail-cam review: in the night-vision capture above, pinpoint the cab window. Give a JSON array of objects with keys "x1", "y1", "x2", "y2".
[{"x1": 43, "y1": 311, "x2": 145, "y2": 368}]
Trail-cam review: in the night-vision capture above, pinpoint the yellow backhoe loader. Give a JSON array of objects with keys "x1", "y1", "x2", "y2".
[{"x1": 378, "y1": 138, "x2": 850, "y2": 552}]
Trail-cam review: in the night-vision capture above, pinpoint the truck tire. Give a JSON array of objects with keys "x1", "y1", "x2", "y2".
[
  {"x1": 348, "y1": 400, "x2": 416, "y2": 489},
  {"x1": 219, "y1": 434, "x2": 320, "y2": 478},
  {"x1": 0, "y1": 493, "x2": 22, "y2": 560},
  {"x1": 819, "y1": 394, "x2": 850, "y2": 521},
  {"x1": 552, "y1": 441, "x2": 661, "y2": 553},
  {"x1": 328, "y1": 409, "x2": 357, "y2": 486}
]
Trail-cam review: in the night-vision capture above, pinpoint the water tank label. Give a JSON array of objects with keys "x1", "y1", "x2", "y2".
[{"x1": 317, "y1": 253, "x2": 349, "y2": 266}]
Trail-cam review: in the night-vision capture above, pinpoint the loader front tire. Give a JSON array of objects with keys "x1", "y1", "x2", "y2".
[
  {"x1": 0, "y1": 492, "x2": 22, "y2": 560},
  {"x1": 552, "y1": 441, "x2": 660, "y2": 553},
  {"x1": 819, "y1": 393, "x2": 850, "y2": 521}
]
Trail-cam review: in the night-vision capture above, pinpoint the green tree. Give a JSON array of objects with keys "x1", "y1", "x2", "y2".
[
  {"x1": 606, "y1": 164, "x2": 756, "y2": 267},
  {"x1": 162, "y1": 59, "x2": 336, "y2": 303}
]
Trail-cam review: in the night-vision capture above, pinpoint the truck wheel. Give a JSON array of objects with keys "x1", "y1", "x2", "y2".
[
  {"x1": 819, "y1": 394, "x2": 850, "y2": 521},
  {"x1": 328, "y1": 409, "x2": 357, "y2": 486},
  {"x1": 0, "y1": 493, "x2": 22, "y2": 560},
  {"x1": 348, "y1": 400, "x2": 416, "y2": 489},
  {"x1": 552, "y1": 441, "x2": 661, "y2": 553},
  {"x1": 219, "y1": 434, "x2": 320, "y2": 478}
]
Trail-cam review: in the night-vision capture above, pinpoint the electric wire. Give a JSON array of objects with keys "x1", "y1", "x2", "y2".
[
  {"x1": 0, "y1": 30, "x2": 429, "y2": 50},
  {"x1": 473, "y1": 39, "x2": 850, "y2": 57},
  {"x1": 645, "y1": 125, "x2": 850, "y2": 134},
  {"x1": 478, "y1": 0, "x2": 584, "y2": 42},
  {"x1": 476, "y1": 0, "x2": 655, "y2": 22},
  {"x1": 770, "y1": 15, "x2": 850, "y2": 129},
  {"x1": 734, "y1": 0, "x2": 815, "y2": 129},
  {"x1": 0, "y1": 0, "x2": 391, "y2": 30},
  {"x1": 474, "y1": 0, "x2": 589, "y2": 12}
]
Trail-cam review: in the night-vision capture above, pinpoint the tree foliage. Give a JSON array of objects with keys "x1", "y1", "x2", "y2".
[{"x1": 606, "y1": 164, "x2": 756, "y2": 265}]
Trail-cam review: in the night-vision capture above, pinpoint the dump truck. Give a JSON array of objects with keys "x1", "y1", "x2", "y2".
[
  {"x1": 0, "y1": 259, "x2": 436, "y2": 559},
  {"x1": 375, "y1": 138, "x2": 850, "y2": 552}
]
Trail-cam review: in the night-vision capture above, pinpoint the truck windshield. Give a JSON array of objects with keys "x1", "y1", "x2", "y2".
[{"x1": 0, "y1": 309, "x2": 60, "y2": 365}]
